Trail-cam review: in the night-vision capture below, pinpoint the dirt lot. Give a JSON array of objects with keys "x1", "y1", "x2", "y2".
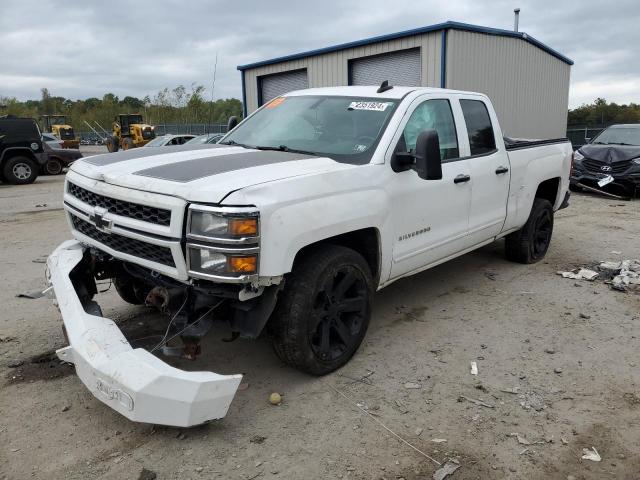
[{"x1": 1, "y1": 173, "x2": 639, "y2": 480}]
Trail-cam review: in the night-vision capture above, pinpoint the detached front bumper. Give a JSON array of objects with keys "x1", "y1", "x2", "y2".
[
  {"x1": 571, "y1": 170, "x2": 640, "y2": 190},
  {"x1": 47, "y1": 240, "x2": 243, "y2": 427}
]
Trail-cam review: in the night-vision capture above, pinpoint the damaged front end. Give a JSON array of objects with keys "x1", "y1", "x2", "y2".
[{"x1": 47, "y1": 240, "x2": 279, "y2": 427}]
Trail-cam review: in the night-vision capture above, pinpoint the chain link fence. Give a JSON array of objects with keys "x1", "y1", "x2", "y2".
[
  {"x1": 566, "y1": 126, "x2": 607, "y2": 150},
  {"x1": 76, "y1": 123, "x2": 229, "y2": 143}
]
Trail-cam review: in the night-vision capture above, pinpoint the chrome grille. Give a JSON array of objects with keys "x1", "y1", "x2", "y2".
[
  {"x1": 68, "y1": 182, "x2": 171, "y2": 226},
  {"x1": 582, "y1": 159, "x2": 632, "y2": 175},
  {"x1": 70, "y1": 214, "x2": 175, "y2": 267}
]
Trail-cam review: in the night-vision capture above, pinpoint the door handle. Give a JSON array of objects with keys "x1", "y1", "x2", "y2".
[
  {"x1": 454, "y1": 174, "x2": 471, "y2": 184},
  {"x1": 495, "y1": 166, "x2": 509, "y2": 174}
]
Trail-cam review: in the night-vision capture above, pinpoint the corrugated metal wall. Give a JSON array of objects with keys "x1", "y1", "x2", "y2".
[
  {"x1": 243, "y1": 32, "x2": 442, "y2": 113},
  {"x1": 445, "y1": 30, "x2": 570, "y2": 139}
]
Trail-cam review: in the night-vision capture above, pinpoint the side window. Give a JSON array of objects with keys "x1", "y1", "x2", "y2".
[
  {"x1": 402, "y1": 99, "x2": 459, "y2": 161},
  {"x1": 460, "y1": 99, "x2": 496, "y2": 156}
]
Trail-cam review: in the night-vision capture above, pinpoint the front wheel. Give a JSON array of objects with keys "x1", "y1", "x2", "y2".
[
  {"x1": 3, "y1": 156, "x2": 38, "y2": 185},
  {"x1": 270, "y1": 245, "x2": 373, "y2": 375},
  {"x1": 505, "y1": 198, "x2": 554, "y2": 264}
]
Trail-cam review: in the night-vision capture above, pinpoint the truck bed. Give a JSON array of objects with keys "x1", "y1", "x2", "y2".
[{"x1": 504, "y1": 137, "x2": 570, "y2": 151}]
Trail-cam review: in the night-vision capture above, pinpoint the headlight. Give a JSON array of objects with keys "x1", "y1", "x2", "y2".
[
  {"x1": 187, "y1": 206, "x2": 259, "y2": 242},
  {"x1": 187, "y1": 245, "x2": 258, "y2": 279},
  {"x1": 186, "y1": 205, "x2": 260, "y2": 281},
  {"x1": 574, "y1": 150, "x2": 584, "y2": 161},
  {"x1": 633, "y1": 158, "x2": 640, "y2": 165}
]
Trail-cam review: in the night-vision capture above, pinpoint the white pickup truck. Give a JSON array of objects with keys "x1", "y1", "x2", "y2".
[{"x1": 48, "y1": 85, "x2": 572, "y2": 427}]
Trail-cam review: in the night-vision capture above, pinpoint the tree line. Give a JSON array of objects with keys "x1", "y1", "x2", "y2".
[
  {"x1": 0, "y1": 85, "x2": 243, "y2": 132},
  {"x1": 568, "y1": 98, "x2": 640, "y2": 127}
]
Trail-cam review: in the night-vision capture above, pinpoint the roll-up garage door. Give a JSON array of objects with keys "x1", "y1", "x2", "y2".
[
  {"x1": 259, "y1": 69, "x2": 309, "y2": 105},
  {"x1": 349, "y1": 48, "x2": 421, "y2": 87}
]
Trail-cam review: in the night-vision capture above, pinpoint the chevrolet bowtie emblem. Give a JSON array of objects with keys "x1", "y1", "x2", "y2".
[{"x1": 89, "y1": 207, "x2": 112, "y2": 232}]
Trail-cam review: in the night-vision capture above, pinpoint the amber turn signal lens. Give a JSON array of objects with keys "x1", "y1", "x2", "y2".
[
  {"x1": 228, "y1": 255, "x2": 257, "y2": 273},
  {"x1": 228, "y1": 218, "x2": 258, "y2": 236}
]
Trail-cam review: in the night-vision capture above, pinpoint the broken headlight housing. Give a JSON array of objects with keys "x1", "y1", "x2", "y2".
[{"x1": 186, "y1": 205, "x2": 260, "y2": 282}]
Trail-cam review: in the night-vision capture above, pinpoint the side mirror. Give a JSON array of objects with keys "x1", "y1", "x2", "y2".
[
  {"x1": 391, "y1": 129, "x2": 442, "y2": 180},
  {"x1": 414, "y1": 129, "x2": 442, "y2": 180},
  {"x1": 227, "y1": 116, "x2": 238, "y2": 131}
]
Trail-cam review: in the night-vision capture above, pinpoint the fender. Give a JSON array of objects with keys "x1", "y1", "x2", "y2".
[
  {"x1": 224, "y1": 164, "x2": 395, "y2": 284},
  {"x1": 0, "y1": 146, "x2": 40, "y2": 164}
]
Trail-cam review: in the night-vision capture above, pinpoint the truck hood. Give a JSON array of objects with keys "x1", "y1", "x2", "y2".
[
  {"x1": 70, "y1": 144, "x2": 355, "y2": 203},
  {"x1": 579, "y1": 144, "x2": 640, "y2": 163}
]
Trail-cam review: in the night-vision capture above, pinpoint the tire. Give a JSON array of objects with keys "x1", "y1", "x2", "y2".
[
  {"x1": 505, "y1": 198, "x2": 554, "y2": 264},
  {"x1": 114, "y1": 276, "x2": 147, "y2": 305},
  {"x1": 3, "y1": 156, "x2": 38, "y2": 185},
  {"x1": 106, "y1": 136, "x2": 119, "y2": 153},
  {"x1": 45, "y1": 158, "x2": 63, "y2": 175},
  {"x1": 122, "y1": 137, "x2": 134, "y2": 150},
  {"x1": 270, "y1": 245, "x2": 373, "y2": 375}
]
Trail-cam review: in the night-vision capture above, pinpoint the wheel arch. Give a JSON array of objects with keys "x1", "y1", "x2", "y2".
[
  {"x1": 291, "y1": 227, "x2": 382, "y2": 286},
  {"x1": 535, "y1": 177, "x2": 561, "y2": 206},
  {"x1": 0, "y1": 147, "x2": 38, "y2": 166}
]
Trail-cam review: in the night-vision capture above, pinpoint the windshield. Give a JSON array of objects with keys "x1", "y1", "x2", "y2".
[
  {"x1": 591, "y1": 126, "x2": 640, "y2": 146},
  {"x1": 222, "y1": 96, "x2": 400, "y2": 164}
]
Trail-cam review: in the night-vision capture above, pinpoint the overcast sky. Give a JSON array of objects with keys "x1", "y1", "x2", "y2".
[{"x1": 1, "y1": 0, "x2": 638, "y2": 109}]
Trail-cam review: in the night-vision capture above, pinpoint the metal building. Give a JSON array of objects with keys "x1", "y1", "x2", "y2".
[{"x1": 237, "y1": 21, "x2": 573, "y2": 138}]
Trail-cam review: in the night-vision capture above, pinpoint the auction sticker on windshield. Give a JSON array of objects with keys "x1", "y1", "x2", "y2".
[{"x1": 348, "y1": 101, "x2": 390, "y2": 111}]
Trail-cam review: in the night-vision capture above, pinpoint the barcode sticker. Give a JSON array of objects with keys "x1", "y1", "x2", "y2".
[{"x1": 348, "y1": 101, "x2": 390, "y2": 111}]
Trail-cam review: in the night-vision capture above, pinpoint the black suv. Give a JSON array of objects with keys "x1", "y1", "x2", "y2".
[{"x1": 0, "y1": 116, "x2": 46, "y2": 184}]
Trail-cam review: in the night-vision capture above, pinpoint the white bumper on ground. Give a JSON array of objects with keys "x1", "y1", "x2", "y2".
[{"x1": 47, "y1": 240, "x2": 243, "y2": 427}]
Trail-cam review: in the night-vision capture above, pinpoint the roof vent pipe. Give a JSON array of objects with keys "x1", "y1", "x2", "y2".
[{"x1": 514, "y1": 8, "x2": 520, "y2": 32}]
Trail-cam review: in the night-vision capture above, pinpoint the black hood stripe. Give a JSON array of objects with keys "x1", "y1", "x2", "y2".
[
  {"x1": 82, "y1": 144, "x2": 228, "y2": 166},
  {"x1": 133, "y1": 150, "x2": 318, "y2": 183}
]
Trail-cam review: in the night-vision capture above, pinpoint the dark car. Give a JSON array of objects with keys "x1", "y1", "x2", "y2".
[
  {"x1": 0, "y1": 116, "x2": 46, "y2": 184},
  {"x1": 571, "y1": 124, "x2": 640, "y2": 195},
  {"x1": 42, "y1": 142, "x2": 83, "y2": 175}
]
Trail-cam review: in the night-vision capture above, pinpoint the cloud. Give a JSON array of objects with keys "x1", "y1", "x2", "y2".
[{"x1": 0, "y1": 0, "x2": 638, "y2": 109}]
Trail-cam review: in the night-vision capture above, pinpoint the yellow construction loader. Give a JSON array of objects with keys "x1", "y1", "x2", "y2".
[
  {"x1": 41, "y1": 115, "x2": 79, "y2": 149},
  {"x1": 105, "y1": 114, "x2": 156, "y2": 152}
]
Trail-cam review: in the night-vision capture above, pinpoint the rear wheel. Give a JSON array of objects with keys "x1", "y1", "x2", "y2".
[
  {"x1": 45, "y1": 158, "x2": 63, "y2": 175},
  {"x1": 270, "y1": 245, "x2": 373, "y2": 375},
  {"x1": 3, "y1": 156, "x2": 38, "y2": 185},
  {"x1": 505, "y1": 198, "x2": 554, "y2": 264}
]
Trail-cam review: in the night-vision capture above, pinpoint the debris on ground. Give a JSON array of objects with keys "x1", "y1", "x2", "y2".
[
  {"x1": 518, "y1": 391, "x2": 546, "y2": 411},
  {"x1": 138, "y1": 468, "x2": 157, "y2": 480},
  {"x1": 415, "y1": 427, "x2": 423, "y2": 436},
  {"x1": 458, "y1": 395, "x2": 494, "y2": 408},
  {"x1": 249, "y1": 435, "x2": 267, "y2": 444},
  {"x1": 433, "y1": 461, "x2": 461, "y2": 480},
  {"x1": 0, "y1": 335, "x2": 17, "y2": 343},
  {"x1": 470, "y1": 362, "x2": 478, "y2": 375},
  {"x1": 581, "y1": 447, "x2": 601, "y2": 462},
  {"x1": 269, "y1": 392, "x2": 282, "y2": 405},
  {"x1": 554, "y1": 367, "x2": 563, "y2": 374},
  {"x1": 500, "y1": 387, "x2": 520, "y2": 394},
  {"x1": 394, "y1": 399, "x2": 409, "y2": 414},
  {"x1": 15, "y1": 290, "x2": 45, "y2": 299},
  {"x1": 431, "y1": 438, "x2": 447, "y2": 443},
  {"x1": 508, "y1": 433, "x2": 532, "y2": 445},
  {"x1": 404, "y1": 382, "x2": 422, "y2": 389},
  {"x1": 557, "y1": 268, "x2": 599, "y2": 281},
  {"x1": 61, "y1": 405, "x2": 70, "y2": 412},
  {"x1": 7, "y1": 359, "x2": 24, "y2": 368},
  {"x1": 237, "y1": 382, "x2": 250, "y2": 391}
]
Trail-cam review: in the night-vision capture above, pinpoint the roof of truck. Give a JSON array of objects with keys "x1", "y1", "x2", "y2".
[{"x1": 284, "y1": 85, "x2": 485, "y2": 99}]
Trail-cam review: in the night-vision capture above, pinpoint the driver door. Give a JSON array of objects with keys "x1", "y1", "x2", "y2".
[{"x1": 387, "y1": 96, "x2": 472, "y2": 279}]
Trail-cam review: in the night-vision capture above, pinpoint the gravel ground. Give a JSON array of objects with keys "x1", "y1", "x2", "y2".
[{"x1": 1, "y1": 173, "x2": 639, "y2": 480}]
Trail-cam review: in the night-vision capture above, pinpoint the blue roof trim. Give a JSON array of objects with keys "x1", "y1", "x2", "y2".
[{"x1": 237, "y1": 20, "x2": 573, "y2": 71}]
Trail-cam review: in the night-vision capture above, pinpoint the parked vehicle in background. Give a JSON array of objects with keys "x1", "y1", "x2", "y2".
[
  {"x1": 571, "y1": 124, "x2": 640, "y2": 196},
  {"x1": 143, "y1": 134, "x2": 197, "y2": 147},
  {"x1": 40, "y1": 115, "x2": 80, "y2": 149},
  {"x1": 186, "y1": 133, "x2": 225, "y2": 145},
  {"x1": 48, "y1": 85, "x2": 572, "y2": 427},
  {"x1": 42, "y1": 142, "x2": 83, "y2": 175},
  {"x1": 0, "y1": 116, "x2": 45, "y2": 184},
  {"x1": 105, "y1": 114, "x2": 156, "y2": 152},
  {"x1": 42, "y1": 132, "x2": 64, "y2": 149}
]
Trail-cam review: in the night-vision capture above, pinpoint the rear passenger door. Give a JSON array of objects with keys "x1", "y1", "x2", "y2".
[{"x1": 458, "y1": 98, "x2": 510, "y2": 248}]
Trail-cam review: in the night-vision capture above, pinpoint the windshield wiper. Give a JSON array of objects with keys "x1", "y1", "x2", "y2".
[
  {"x1": 254, "y1": 145, "x2": 318, "y2": 156},
  {"x1": 219, "y1": 139, "x2": 253, "y2": 149},
  {"x1": 592, "y1": 141, "x2": 608, "y2": 145}
]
